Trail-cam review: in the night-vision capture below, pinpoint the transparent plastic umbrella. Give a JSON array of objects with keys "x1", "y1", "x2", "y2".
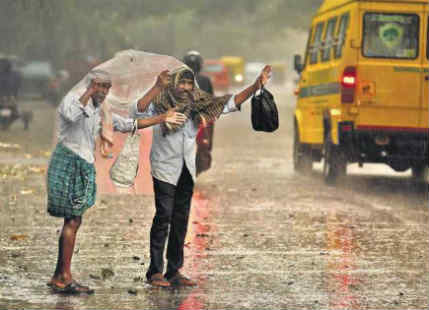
[{"x1": 69, "y1": 49, "x2": 185, "y2": 114}]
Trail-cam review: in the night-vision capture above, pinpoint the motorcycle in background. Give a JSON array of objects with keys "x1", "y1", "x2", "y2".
[{"x1": 0, "y1": 96, "x2": 32, "y2": 130}]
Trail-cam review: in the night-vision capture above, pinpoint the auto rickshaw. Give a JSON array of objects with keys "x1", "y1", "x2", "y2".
[{"x1": 220, "y1": 56, "x2": 245, "y2": 86}]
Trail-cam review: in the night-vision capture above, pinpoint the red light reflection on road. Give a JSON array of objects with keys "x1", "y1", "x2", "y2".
[
  {"x1": 326, "y1": 214, "x2": 361, "y2": 309},
  {"x1": 177, "y1": 190, "x2": 213, "y2": 310}
]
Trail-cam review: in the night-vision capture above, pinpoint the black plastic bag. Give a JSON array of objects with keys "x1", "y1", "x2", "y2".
[{"x1": 251, "y1": 87, "x2": 279, "y2": 132}]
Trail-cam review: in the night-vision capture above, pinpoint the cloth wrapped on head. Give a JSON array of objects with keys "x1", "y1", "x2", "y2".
[
  {"x1": 85, "y1": 69, "x2": 112, "y2": 87},
  {"x1": 153, "y1": 66, "x2": 232, "y2": 136}
]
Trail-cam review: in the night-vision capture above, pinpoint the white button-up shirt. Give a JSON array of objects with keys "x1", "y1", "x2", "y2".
[
  {"x1": 130, "y1": 96, "x2": 238, "y2": 185},
  {"x1": 57, "y1": 94, "x2": 135, "y2": 164}
]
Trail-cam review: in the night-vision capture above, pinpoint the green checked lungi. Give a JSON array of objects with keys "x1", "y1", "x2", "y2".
[{"x1": 47, "y1": 143, "x2": 96, "y2": 218}]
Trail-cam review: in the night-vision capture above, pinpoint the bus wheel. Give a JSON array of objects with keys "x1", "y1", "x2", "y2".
[
  {"x1": 411, "y1": 163, "x2": 428, "y2": 183},
  {"x1": 323, "y1": 132, "x2": 346, "y2": 184},
  {"x1": 293, "y1": 124, "x2": 312, "y2": 173}
]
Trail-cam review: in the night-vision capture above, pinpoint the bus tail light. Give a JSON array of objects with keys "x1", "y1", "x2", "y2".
[{"x1": 341, "y1": 66, "x2": 357, "y2": 104}]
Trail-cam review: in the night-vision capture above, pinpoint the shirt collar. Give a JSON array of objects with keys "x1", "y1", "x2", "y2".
[{"x1": 89, "y1": 97, "x2": 101, "y2": 112}]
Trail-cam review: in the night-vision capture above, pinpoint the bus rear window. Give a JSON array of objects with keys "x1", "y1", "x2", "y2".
[
  {"x1": 363, "y1": 13, "x2": 419, "y2": 59},
  {"x1": 334, "y1": 13, "x2": 349, "y2": 59},
  {"x1": 322, "y1": 17, "x2": 338, "y2": 62}
]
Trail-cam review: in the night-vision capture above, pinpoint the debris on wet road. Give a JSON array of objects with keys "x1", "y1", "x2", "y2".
[{"x1": 0, "y1": 97, "x2": 427, "y2": 309}]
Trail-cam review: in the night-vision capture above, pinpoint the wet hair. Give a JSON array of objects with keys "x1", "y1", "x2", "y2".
[{"x1": 179, "y1": 69, "x2": 194, "y2": 82}]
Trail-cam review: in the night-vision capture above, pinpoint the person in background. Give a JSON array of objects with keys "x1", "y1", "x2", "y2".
[
  {"x1": 183, "y1": 50, "x2": 213, "y2": 95},
  {"x1": 0, "y1": 58, "x2": 21, "y2": 124},
  {"x1": 0, "y1": 58, "x2": 20, "y2": 98},
  {"x1": 183, "y1": 50, "x2": 214, "y2": 175},
  {"x1": 131, "y1": 64, "x2": 271, "y2": 287}
]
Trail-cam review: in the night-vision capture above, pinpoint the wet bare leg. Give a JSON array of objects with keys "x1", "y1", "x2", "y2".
[{"x1": 49, "y1": 216, "x2": 82, "y2": 288}]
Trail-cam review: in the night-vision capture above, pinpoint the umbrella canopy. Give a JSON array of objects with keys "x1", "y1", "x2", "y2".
[{"x1": 69, "y1": 49, "x2": 185, "y2": 113}]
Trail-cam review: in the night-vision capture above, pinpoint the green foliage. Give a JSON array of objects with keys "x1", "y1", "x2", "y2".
[{"x1": 0, "y1": 0, "x2": 323, "y2": 70}]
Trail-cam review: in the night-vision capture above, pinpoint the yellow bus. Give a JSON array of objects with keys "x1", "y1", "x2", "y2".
[{"x1": 293, "y1": 0, "x2": 428, "y2": 183}]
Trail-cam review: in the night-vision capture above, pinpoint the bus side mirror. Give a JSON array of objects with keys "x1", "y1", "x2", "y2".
[{"x1": 294, "y1": 54, "x2": 304, "y2": 74}]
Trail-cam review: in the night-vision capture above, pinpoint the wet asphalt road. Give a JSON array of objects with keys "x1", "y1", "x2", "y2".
[{"x1": 0, "y1": 92, "x2": 428, "y2": 310}]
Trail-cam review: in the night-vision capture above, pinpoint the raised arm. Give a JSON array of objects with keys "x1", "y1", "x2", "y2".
[
  {"x1": 137, "y1": 70, "x2": 170, "y2": 112},
  {"x1": 134, "y1": 70, "x2": 186, "y2": 129},
  {"x1": 60, "y1": 79, "x2": 106, "y2": 123},
  {"x1": 79, "y1": 81, "x2": 95, "y2": 107},
  {"x1": 233, "y1": 65, "x2": 272, "y2": 109}
]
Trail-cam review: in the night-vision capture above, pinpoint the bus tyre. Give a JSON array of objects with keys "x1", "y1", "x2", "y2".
[
  {"x1": 293, "y1": 124, "x2": 312, "y2": 173},
  {"x1": 323, "y1": 133, "x2": 346, "y2": 184},
  {"x1": 411, "y1": 163, "x2": 428, "y2": 183}
]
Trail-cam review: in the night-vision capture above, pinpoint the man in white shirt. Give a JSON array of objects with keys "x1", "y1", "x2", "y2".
[
  {"x1": 132, "y1": 65, "x2": 271, "y2": 287},
  {"x1": 46, "y1": 70, "x2": 185, "y2": 294}
]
